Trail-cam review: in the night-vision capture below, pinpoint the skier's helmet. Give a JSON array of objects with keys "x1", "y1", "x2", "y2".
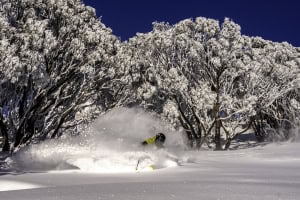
[{"x1": 155, "y1": 133, "x2": 166, "y2": 147}]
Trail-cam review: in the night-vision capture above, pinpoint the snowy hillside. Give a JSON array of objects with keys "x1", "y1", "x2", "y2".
[
  {"x1": 1, "y1": 108, "x2": 300, "y2": 200},
  {"x1": 1, "y1": 142, "x2": 300, "y2": 200}
]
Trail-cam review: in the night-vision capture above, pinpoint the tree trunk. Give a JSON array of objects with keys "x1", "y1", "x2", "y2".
[
  {"x1": 214, "y1": 75, "x2": 223, "y2": 150},
  {"x1": 13, "y1": 128, "x2": 24, "y2": 149},
  {"x1": 0, "y1": 119, "x2": 10, "y2": 152},
  {"x1": 214, "y1": 118, "x2": 222, "y2": 150},
  {"x1": 214, "y1": 97, "x2": 222, "y2": 150}
]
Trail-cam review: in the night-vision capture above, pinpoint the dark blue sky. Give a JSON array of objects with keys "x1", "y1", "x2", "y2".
[{"x1": 83, "y1": 0, "x2": 300, "y2": 47}]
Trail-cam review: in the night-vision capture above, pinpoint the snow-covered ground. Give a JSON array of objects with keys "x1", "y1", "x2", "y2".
[{"x1": 1, "y1": 108, "x2": 300, "y2": 200}]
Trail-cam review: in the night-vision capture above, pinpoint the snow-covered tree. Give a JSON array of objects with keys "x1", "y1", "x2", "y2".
[
  {"x1": 246, "y1": 38, "x2": 300, "y2": 141},
  {"x1": 0, "y1": 0, "x2": 122, "y2": 152},
  {"x1": 123, "y1": 17, "x2": 300, "y2": 150},
  {"x1": 121, "y1": 19, "x2": 203, "y2": 147},
  {"x1": 123, "y1": 18, "x2": 252, "y2": 149}
]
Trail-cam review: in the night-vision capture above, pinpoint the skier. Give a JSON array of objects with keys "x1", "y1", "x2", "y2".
[{"x1": 142, "y1": 133, "x2": 166, "y2": 148}]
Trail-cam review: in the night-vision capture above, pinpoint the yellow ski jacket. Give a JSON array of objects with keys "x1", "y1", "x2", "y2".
[{"x1": 143, "y1": 135, "x2": 157, "y2": 145}]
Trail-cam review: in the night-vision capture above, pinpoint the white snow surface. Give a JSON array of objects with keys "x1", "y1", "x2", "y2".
[{"x1": 1, "y1": 108, "x2": 300, "y2": 199}]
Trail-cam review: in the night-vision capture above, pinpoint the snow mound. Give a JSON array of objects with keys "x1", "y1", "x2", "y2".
[
  {"x1": 0, "y1": 180, "x2": 43, "y2": 191},
  {"x1": 12, "y1": 108, "x2": 184, "y2": 173}
]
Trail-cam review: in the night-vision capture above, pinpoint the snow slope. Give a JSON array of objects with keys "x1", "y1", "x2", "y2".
[
  {"x1": 1, "y1": 142, "x2": 300, "y2": 200},
  {"x1": 1, "y1": 108, "x2": 300, "y2": 199}
]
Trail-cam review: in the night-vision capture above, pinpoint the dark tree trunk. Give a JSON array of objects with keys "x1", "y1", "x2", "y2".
[
  {"x1": 214, "y1": 74, "x2": 223, "y2": 150},
  {"x1": 214, "y1": 118, "x2": 222, "y2": 150},
  {"x1": 214, "y1": 92, "x2": 222, "y2": 150},
  {"x1": 253, "y1": 113, "x2": 266, "y2": 142},
  {"x1": 0, "y1": 119, "x2": 10, "y2": 152},
  {"x1": 175, "y1": 95, "x2": 198, "y2": 148}
]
